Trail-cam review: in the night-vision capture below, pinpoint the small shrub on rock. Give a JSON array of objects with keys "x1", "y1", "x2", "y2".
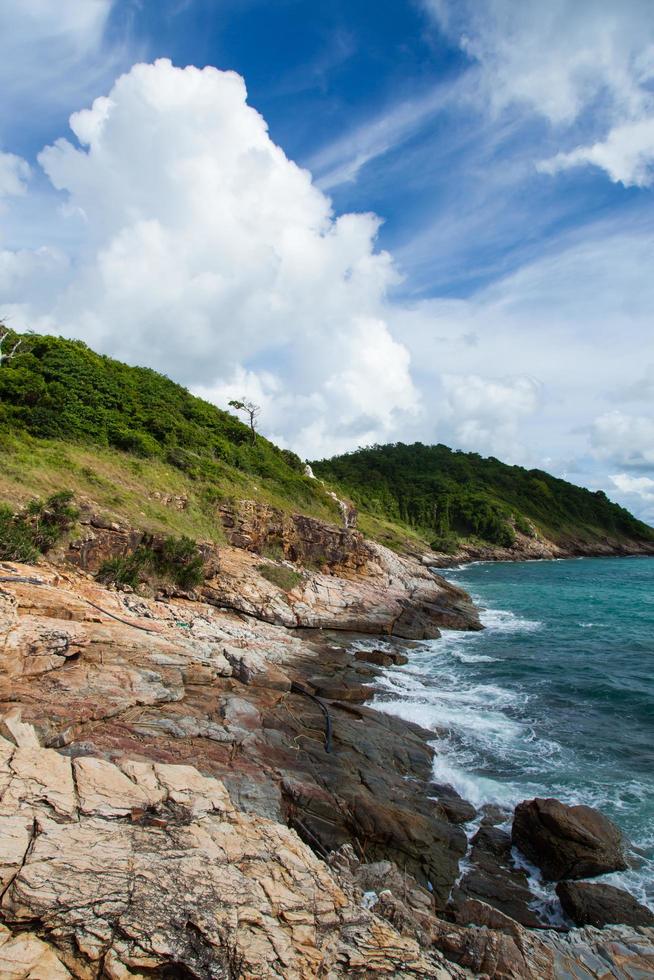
[
  {"x1": 98, "y1": 534, "x2": 205, "y2": 591},
  {"x1": 97, "y1": 552, "x2": 148, "y2": 589},
  {"x1": 430, "y1": 533, "x2": 459, "y2": 555},
  {"x1": 0, "y1": 505, "x2": 39, "y2": 562},
  {"x1": 26, "y1": 491, "x2": 79, "y2": 552},
  {"x1": 0, "y1": 491, "x2": 78, "y2": 562},
  {"x1": 257, "y1": 563, "x2": 302, "y2": 592},
  {"x1": 156, "y1": 535, "x2": 205, "y2": 590},
  {"x1": 514, "y1": 513, "x2": 534, "y2": 537}
]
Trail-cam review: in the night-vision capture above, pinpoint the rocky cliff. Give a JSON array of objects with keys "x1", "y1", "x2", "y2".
[
  {"x1": 0, "y1": 556, "x2": 653, "y2": 978},
  {"x1": 0, "y1": 500, "x2": 652, "y2": 979}
]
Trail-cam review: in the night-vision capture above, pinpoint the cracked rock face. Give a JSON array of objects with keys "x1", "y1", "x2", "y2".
[
  {"x1": 0, "y1": 565, "x2": 472, "y2": 908},
  {"x1": 0, "y1": 724, "x2": 452, "y2": 979},
  {"x1": 1, "y1": 564, "x2": 653, "y2": 979}
]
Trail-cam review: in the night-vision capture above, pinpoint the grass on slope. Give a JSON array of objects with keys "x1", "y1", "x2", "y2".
[
  {"x1": 0, "y1": 330, "x2": 341, "y2": 533},
  {"x1": 0, "y1": 331, "x2": 331, "y2": 509},
  {"x1": 0, "y1": 431, "x2": 339, "y2": 543}
]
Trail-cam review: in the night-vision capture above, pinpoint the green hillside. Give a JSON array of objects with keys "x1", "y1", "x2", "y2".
[
  {"x1": 0, "y1": 329, "x2": 339, "y2": 532},
  {"x1": 311, "y1": 442, "x2": 654, "y2": 552},
  {"x1": 1, "y1": 330, "x2": 651, "y2": 557}
]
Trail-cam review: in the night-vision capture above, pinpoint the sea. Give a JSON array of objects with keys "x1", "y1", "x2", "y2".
[{"x1": 366, "y1": 556, "x2": 654, "y2": 909}]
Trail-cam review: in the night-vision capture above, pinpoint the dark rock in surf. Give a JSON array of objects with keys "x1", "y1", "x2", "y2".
[
  {"x1": 355, "y1": 648, "x2": 394, "y2": 667},
  {"x1": 556, "y1": 880, "x2": 654, "y2": 928},
  {"x1": 512, "y1": 797, "x2": 627, "y2": 881},
  {"x1": 449, "y1": 825, "x2": 542, "y2": 928},
  {"x1": 353, "y1": 647, "x2": 409, "y2": 668},
  {"x1": 430, "y1": 784, "x2": 477, "y2": 824}
]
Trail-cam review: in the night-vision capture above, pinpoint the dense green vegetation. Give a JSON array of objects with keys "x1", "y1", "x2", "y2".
[
  {"x1": 97, "y1": 535, "x2": 205, "y2": 591},
  {"x1": 312, "y1": 443, "x2": 654, "y2": 549},
  {"x1": 0, "y1": 330, "x2": 324, "y2": 512},
  {"x1": 2, "y1": 330, "x2": 651, "y2": 556},
  {"x1": 0, "y1": 491, "x2": 79, "y2": 562}
]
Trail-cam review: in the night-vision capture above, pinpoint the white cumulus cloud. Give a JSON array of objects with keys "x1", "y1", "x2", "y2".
[
  {"x1": 610, "y1": 473, "x2": 654, "y2": 500},
  {"x1": 441, "y1": 373, "x2": 540, "y2": 460},
  {"x1": 1, "y1": 53, "x2": 653, "y2": 515},
  {"x1": 540, "y1": 118, "x2": 654, "y2": 188},
  {"x1": 7, "y1": 59, "x2": 418, "y2": 459},
  {"x1": 609, "y1": 472, "x2": 654, "y2": 523}
]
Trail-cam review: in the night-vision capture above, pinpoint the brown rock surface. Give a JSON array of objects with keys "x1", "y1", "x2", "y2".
[
  {"x1": 449, "y1": 825, "x2": 543, "y2": 928},
  {"x1": 333, "y1": 845, "x2": 654, "y2": 980},
  {"x1": 512, "y1": 797, "x2": 627, "y2": 881},
  {"x1": 1, "y1": 563, "x2": 654, "y2": 978},
  {"x1": 0, "y1": 562, "x2": 468, "y2": 909},
  {"x1": 0, "y1": 723, "x2": 455, "y2": 978},
  {"x1": 205, "y1": 538, "x2": 481, "y2": 638},
  {"x1": 556, "y1": 880, "x2": 654, "y2": 928}
]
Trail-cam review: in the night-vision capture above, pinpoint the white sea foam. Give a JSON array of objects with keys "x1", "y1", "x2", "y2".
[
  {"x1": 430, "y1": 743, "x2": 519, "y2": 809},
  {"x1": 452, "y1": 652, "x2": 498, "y2": 664},
  {"x1": 363, "y1": 580, "x2": 654, "y2": 924},
  {"x1": 511, "y1": 847, "x2": 569, "y2": 926},
  {"x1": 478, "y1": 607, "x2": 542, "y2": 632}
]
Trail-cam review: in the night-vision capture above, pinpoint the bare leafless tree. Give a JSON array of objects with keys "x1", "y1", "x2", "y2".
[
  {"x1": 228, "y1": 397, "x2": 261, "y2": 443},
  {"x1": 0, "y1": 323, "x2": 22, "y2": 366}
]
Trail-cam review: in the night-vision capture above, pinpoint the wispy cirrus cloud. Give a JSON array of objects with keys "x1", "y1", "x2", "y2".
[
  {"x1": 308, "y1": 85, "x2": 453, "y2": 190},
  {"x1": 0, "y1": 0, "x2": 135, "y2": 144},
  {"x1": 426, "y1": 0, "x2": 654, "y2": 187}
]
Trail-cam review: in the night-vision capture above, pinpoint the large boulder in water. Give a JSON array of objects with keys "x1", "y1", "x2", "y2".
[
  {"x1": 512, "y1": 797, "x2": 627, "y2": 881},
  {"x1": 556, "y1": 880, "x2": 654, "y2": 928}
]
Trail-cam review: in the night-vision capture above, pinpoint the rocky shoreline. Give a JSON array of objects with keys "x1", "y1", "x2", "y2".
[
  {"x1": 427, "y1": 529, "x2": 654, "y2": 568},
  {"x1": 0, "y1": 504, "x2": 653, "y2": 977}
]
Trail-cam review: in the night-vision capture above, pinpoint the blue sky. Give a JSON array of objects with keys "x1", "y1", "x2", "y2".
[{"x1": 1, "y1": 0, "x2": 654, "y2": 520}]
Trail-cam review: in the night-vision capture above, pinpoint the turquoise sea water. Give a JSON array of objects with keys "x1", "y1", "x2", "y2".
[{"x1": 369, "y1": 556, "x2": 654, "y2": 906}]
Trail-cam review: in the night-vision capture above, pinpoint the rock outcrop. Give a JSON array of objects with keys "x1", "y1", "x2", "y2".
[
  {"x1": 64, "y1": 507, "x2": 481, "y2": 639},
  {"x1": 203, "y1": 540, "x2": 479, "y2": 638},
  {"x1": 217, "y1": 500, "x2": 364, "y2": 570},
  {"x1": 0, "y1": 563, "x2": 470, "y2": 909},
  {"x1": 449, "y1": 824, "x2": 543, "y2": 928},
  {"x1": 556, "y1": 880, "x2": 654, "y2": 929},
  {"x1": 0, "y1": 717, "x2": 651, "y2": 979},
  {"x1": 333, "y1": 844, "x2": 654, "y2": 980},
  {"x1": 512, "y1": 797, "x2": 627, "y2": 881}
]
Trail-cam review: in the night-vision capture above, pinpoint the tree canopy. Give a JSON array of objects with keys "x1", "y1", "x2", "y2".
[{"x1": 311, "y1": 442, "x2": 653, "y2": 548}]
